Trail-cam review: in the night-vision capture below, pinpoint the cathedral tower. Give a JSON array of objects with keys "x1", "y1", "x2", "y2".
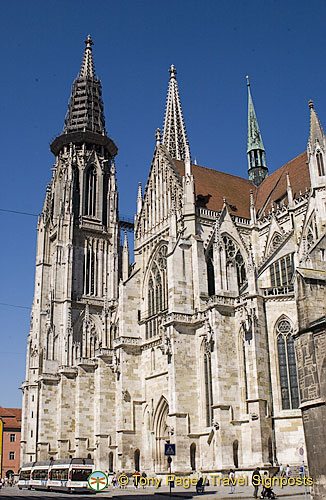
[{"x1": 21, "y1": 36, "x2": 119, "y2": 464}]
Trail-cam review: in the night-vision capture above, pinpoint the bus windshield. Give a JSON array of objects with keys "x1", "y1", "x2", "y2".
[
  {"x1": 71, "y1": 469, "x2": 92, "y2": 481},
  {"x1": 19, "y1": 470, "x2": 31, "y2": 480}
]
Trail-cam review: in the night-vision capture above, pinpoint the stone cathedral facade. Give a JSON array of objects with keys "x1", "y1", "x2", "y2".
[{"x1": 21, "y1": 37, "x2": 326, "y2": 476}]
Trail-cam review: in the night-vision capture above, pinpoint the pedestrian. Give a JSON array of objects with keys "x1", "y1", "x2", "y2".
[
  {"x1": 286, "y1": 464, "x2": 291, "y2": 478},
  {"x1": 229, "y1": 469, "x2": 235, "y2": 494},
  {"x1": 252, "y1": 467, "x2": 261, "y2": 499},
  {"x1": 279, "y1": 463, "x2": 284, "y2": 477},
  {"x1": 299, "y1": 462, "x2": 305, "y2": 480},
  {"x1": 133, "y1": 470, "x2": 140, "y2": 488},
  {"x1": 112, "y1": 472, "x2": 117, "y2": 488},
  {"x1": 196, "y1": 476, "x2": 204, "y2": 493},
  {"x1": 141, "y1": 471, "x2": 147, "y2": 489}
]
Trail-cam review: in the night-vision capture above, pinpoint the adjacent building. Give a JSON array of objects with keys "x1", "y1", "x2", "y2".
[
  {"x1": 0, "y1": 407, "x2": 22, "y2": 478},
  {"x1": 21, "y1": 36, "x2": 325, "y2": 494}
]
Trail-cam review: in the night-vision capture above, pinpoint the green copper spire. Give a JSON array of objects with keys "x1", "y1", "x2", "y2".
[{"x1": 246, "y1": 76, "x2": 268, "y2": 186}]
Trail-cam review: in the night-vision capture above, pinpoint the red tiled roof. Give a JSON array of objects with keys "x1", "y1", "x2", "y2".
[
  {"x1": 174, "y1": 160, "x2": 255, "y2": 218},
  {"x1": 173, "y1": 151, "x2": 310, "y2": 219},
  {"x1": 255, "y1": 152, "x2": 309, "y2": 213},
  {"x1": 0, "y1": 406, "x2": 22, "y2": 428}
]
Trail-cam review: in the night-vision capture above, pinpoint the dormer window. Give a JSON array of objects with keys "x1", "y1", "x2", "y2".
[{"x1": 316, "y1": 151, "x2": 325, "y2": 176}]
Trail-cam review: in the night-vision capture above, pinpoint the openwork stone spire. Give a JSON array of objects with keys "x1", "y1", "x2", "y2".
[
  {"x1": 162, "y1": 64, "x2": 190, "y2": 161},
  {"x1": 80, "y1": 34, "x2": 95, "y2": 78},
  {"x1": 63, "y1": 35, "x2": 106, "y2": 135},
  {"x1": 308, "y1": 99, "x2": 324, "y2": 146},
  {"x1": 246, "y1": 76, "x2": 268, "y2": 186}
]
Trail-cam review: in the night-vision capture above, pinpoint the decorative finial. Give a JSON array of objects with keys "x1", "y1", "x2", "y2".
[
  {"x1": 308, "y1": 99, "x2": 314, "y2": 109},
  {"x1": 169, "y1": 64, "x2": 177, "y2": 79},
  {"x1": 246, "y1": 75, "x2": 250, "y2": 87},
  {"x1": 155, "y1": 128, "x2": 161, "y2": 146},
  {"x1": 85, "y1": 34, "x2": 94, "y2": 49}
]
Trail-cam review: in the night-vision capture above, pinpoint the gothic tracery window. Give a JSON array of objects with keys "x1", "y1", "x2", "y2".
[
  {"x1": 270, "y1": 233, "x2": 282, "y2": 252},
  {"x1": 85, "y1": 165, "x2": 97, "y2": 216},
  {"x1": 146, "y1": 245, "x2": 168, "y2": 339},
  {"x1": 276, "y1": 318, "x2": 299, "y2": 410},
  {"x1": 316, "y1": 151, "x2": 325, "y2": 176},
  {"x1": 223, "y1": 235, "x2": 247, "y2": 289},
  {"x1": 270, "y1": 254, "x2": 294, "y2": 287}
]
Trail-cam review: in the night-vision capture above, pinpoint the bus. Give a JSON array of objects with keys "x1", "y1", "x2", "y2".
[
  {"x1": 30, "y1": 460, "x2": 51, "y2": 489},
  {"x1": 18, "y1": 458, "x2": 94, "y2": 492},
  {"x1": 48, "y1": 458, "x2": 94, "y2": 492},
  {"x1": 17, "y1": 464, "x2": 33, "y2": 490}
]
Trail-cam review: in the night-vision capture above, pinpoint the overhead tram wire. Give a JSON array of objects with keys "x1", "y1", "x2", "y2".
[
  {"x1": 0, "y1": 208, "x2": 134, "y2": 231},
  {"x1": 0, "y1": 208, "x2": 39, "y2": 217},
  {"x1": 0, "y1": 302, "x2": 31, "y2": 310}
]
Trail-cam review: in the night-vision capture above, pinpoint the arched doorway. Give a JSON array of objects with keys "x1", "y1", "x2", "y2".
[
  {"x1": 109, "y1": 452, "x2": 114, "y2": 472},
  {"x1": 154, "y1": 396, "x2": 169, "y2": 471},
  {"x1": 190, "y1": 443, "x2": 196, "y2": 471},
  {"x1": 6, "y1": 470, "x2": 14, "y2": 479},
  {"x1": 134, "y1": 449, "x2": 140, "y2": 471},
  {"x1": 233, "y1": 440, "x2": 239, "y2": 468}
]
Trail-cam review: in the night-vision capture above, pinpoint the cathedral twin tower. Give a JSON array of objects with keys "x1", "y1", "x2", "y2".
[{"x1": 21, "y1": 36, "x2": 326, "y2": 489}]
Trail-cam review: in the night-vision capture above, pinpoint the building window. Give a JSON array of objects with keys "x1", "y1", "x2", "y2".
[
  {"x1": 276, "y1": 318, "x2": 299, "y2": 410},
  {"x1": 190, "y1": 443, "x2": 196, "y2": 470},
  {"x1": 145, "y1": 245, "x2": 168, "y2": 339},
  {"x1": 316, "y1": 151, "x2": 325, "y2": 176},
  {"x1": 223, "y1": 235, "x2": 247, "y2": 289},
  {"x1": 9, "y1": 434, "x2": 15, "y2": 442},
  {"x1": 270, "y1": 254, "x2": 294, "y2": 287},
  {"x1": 83, "y1": 240, "x2": 95, "y2": 295},
  {"x1": 31, "y1": 430, "x2": 33, "y2": 438},
  {"x1": 9, "y1": 452, "x2": 15, "y2": 460},
  {"x1": 85, "y1": 165, "x2": 97, "y2": 216},
  {"x1": 206, "y1": 245, "x2": 215, "y2": 296}
]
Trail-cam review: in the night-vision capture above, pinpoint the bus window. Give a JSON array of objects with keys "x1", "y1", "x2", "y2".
[
  {"x1": 71, "y1": 469, "x2": 91, "y2": 481},
  {"x1": 19, "y1": 470, "x2": 31, "y2": 480},
  {"x1": 50, "y1": 468, "x2": 68, "y2": 481}
]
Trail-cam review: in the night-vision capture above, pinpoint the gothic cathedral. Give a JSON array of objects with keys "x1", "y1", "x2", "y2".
[{"x1": 21, "y1": 36, "x2": 326, "y2": 476}]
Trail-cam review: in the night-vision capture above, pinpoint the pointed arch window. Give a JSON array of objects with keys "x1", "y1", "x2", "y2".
[
  {"x1": 276, "y1": 318, "x2": 299, "y2": 410},
  {"x1": 316, "y1": 151, "x2": 325, "y2": 176},
  {"x1": 206, "y1": 245, "x2": 215, "y2": 296},
  {"x1": 83, "y1": 240, "x2": 96, "y2": 296},
  {"x1": 145, "y1": 245, "x2": 168, "y2": 339},
  {"x1": 223, "y1": 235, "x2": 247, "y2": 289},
  {"x1": 85, "y1": 165, "x2": 97, "y2": 216}
]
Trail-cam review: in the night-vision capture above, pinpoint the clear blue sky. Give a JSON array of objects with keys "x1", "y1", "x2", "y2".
[{"x1": 1, "y1": 0, "x2": 326, "y2": 407}]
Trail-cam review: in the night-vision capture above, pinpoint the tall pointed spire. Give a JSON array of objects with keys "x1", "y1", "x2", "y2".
[
  {"x1": 50, "y1": 36, "x2": 117, "y2": 157},
  {"x1": 80, "y1": 34, "x2": 95, "y2": 78},
  {"x1": 246, "y1": 76, "x2": 268, "y2": 186},
  {"x1": 308, "y1": 99, "x2": 324, "y2": 146},
  {"x1": 63, "y1": 35, "x2": 106, "y2": 136},
  {"x1": 162, "y1": 64, "x2": 190, "y2": 161}
]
